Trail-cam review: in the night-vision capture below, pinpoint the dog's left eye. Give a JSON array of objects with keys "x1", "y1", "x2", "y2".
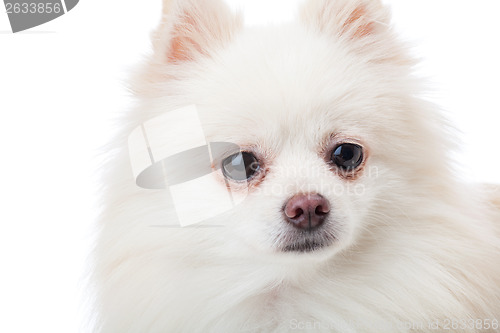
[
  {"x1": 331, "y1": 143, "x2": 363, "y2": 170},
  {"x1": 221, "y1": 152, "x2": 260, "y2": 181}
]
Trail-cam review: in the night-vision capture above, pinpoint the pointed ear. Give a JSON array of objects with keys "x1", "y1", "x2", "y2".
[
  {"x1": 300, "y1": 0, "x2": 411, "y2": 64},
  {"x1": 152, "y1": 0, "x2": 242, "y2": 63},
  {"x1": 300, "y1": 0, "x2": 390, "y2": 40}
]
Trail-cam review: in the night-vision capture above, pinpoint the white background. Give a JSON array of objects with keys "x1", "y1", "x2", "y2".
[{"x1": 0, "y1": 1, "x2": 499, "y2": 332}]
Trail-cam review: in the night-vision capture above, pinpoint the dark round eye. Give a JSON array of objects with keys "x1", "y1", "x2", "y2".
[
  {"x1": 221, "y1": 152, "x2": 260, "y2": 181},
  {"x1": 331, "y1": 143, "x2": 363, "y2": 170}
]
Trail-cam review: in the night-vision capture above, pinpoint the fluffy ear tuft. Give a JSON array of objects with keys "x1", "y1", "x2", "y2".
[
  {"x1": 152, "y1": 0, "x2": 242, "y2": 63},
  {"x1": 300, "y1": 0, "x2": 412, "y2": 65},
  {"x1": 300, "y1": 0, "x2": 390, "y2": 40}
]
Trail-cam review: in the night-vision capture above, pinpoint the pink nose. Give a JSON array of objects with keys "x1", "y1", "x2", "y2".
[{"x1": 283, "y1": 193, "x2": 330, "y2": 230}]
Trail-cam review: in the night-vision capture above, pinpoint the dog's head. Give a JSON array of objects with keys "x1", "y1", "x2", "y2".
[{"x1": 134, "y1": 0, "x2": 452, "y2": 259}]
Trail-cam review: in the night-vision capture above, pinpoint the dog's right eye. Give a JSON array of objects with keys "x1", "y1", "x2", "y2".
[{"x1": 221, "y1": 152, "x2": 260, "y2": 181}]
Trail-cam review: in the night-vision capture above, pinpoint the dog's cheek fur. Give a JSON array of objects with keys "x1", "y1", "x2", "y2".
[{"x1": 91, "y1": 0, "x2": 500, "y2": 332}]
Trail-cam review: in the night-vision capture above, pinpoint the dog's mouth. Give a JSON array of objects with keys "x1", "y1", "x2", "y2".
[
  {"x1": 273, "y1": 221, "x2": 339, "y2": 254},
  {"x1": 279, "y1": 231, "x2": 337, "y2": 253},
  {"x1": 282, "y1": 239, "x2": 328, "y2": 253}
]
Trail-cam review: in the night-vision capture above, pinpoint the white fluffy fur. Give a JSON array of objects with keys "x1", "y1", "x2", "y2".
[{"x1": 92, "y1": 0, "x2": 500, "y2": 332}]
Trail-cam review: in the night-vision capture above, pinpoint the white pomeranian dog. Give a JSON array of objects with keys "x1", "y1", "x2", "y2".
[{"x1": 93, "y1": 0, "x2": 500, "y2": 332}]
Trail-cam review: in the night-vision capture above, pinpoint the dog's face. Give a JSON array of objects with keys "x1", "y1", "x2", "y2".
[{"x1": 140, "y1": 0, "x2": 450, "y2": 259}]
